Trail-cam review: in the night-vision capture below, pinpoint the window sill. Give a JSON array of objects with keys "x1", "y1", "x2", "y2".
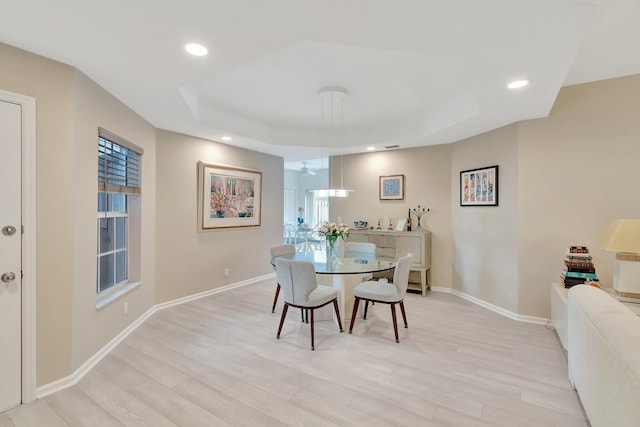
[{"x1": 96, "y1": 281, "x2": 141, "y2": 310}]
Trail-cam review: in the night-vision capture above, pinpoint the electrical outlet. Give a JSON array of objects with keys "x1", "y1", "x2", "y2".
[
  {"x1": 123, "y1": 302, "x2": 128, "y2": 314},
  {"x1": 224, "y1": 268, "x2": 229, "y2": 277}
]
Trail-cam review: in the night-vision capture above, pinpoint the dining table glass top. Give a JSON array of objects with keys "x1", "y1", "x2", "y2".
[{"x1": 272, "y1": 249, "x2": 396, "y2": 275}]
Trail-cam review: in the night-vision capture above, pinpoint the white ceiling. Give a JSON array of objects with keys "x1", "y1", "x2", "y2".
[{"x1": 1, "y1": 0, "x2": 639, "y2": 170}]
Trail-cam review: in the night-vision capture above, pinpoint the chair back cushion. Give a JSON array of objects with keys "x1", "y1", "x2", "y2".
[
  {"x1": 270, "y1": 244, "x2": 295, "y2": 258},
  {"x1": 392, "y1": 254, "x2": 413, "y2": 296},
  {"x1": 274, "y1": 258, "x2": 318, "y2": 305},
  {"x1": 344, "y1": 242, "x2": 376, "y2": 253}
]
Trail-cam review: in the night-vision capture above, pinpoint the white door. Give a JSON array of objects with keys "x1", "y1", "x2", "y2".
[{"x1": 0, "y1": 100, "x2": 22, "y2": 412}]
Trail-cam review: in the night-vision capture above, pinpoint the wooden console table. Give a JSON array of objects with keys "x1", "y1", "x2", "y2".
[{"x1": 349, "y1": 229, "x2": 432, "y2": 295}]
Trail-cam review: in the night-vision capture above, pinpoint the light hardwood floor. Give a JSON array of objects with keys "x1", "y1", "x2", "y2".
[{"x1": 2, "y1": 278, "x2": 589, "y2": 426}]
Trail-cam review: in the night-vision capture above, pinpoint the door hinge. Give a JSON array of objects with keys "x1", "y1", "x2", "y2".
[{"x1": 21, "y1": 225, "x2": 24, "y2": 234}]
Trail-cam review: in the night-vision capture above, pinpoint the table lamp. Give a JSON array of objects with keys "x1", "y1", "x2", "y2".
[{"x1": 599, "y1": 219, "x2": 640, "y2": 298}]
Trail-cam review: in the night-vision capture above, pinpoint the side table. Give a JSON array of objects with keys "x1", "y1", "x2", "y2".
[
  {"x1": 550, "y1": 283, "x2": 568, "y2": 350},
  {"x1": 550, "y1": 283, "x2": 640, "y2": 353}
]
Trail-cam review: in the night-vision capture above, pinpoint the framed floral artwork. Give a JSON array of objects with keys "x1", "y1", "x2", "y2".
[
  {"x1": 198, "y1": 161, "x2": 262, "y2": 229},
  {"x1": 460, "y1": 165, "x2": 498, "y2": 206},
  {"x1": 379, "y1": 174, "x2": 405, "y2": 200}
]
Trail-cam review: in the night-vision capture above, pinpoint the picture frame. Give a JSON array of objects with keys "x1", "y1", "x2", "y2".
[
  {"x1": 460, "y1": 165, "x2": 498, "y2": 206},
  {"x1": 379, "y1": 174, "x2": 405, "y2": 200},
  {"x1": 198, "y1": 161, "x2": 262, "y2": 230}
]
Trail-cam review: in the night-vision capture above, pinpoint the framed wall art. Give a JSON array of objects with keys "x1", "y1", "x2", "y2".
[
  {"x1": 198, "y1": 161, "x2": 262, "y2": 229},
  {"x1": 379, "y1": 174, "x2": 405, "y2": 200},
  {"x1": 460, "y1": 165, "x2": 498, "y2": 206}
]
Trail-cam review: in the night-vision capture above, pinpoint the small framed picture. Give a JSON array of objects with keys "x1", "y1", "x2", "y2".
[
  {"x1": 460, "y1": 165, "x2": 498, "y2": 206},
  {"x1": 379, "y1": 175, "x2": 405, "y2": 200}
]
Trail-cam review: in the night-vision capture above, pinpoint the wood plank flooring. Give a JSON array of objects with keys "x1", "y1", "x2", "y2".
[{"x1": 3, "y1": 278, "x2": 589, "y2": 426}]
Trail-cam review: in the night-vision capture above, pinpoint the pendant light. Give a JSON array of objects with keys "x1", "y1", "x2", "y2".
[{"x1": 318, "y1": 87, "x2": 354, "y2": 198}]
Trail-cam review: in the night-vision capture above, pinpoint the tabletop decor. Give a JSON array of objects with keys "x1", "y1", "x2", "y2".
[
  {"x1": 319, "y1": 221, "x2": 350, "y2": 260},
  {"x1": 460, "y1": 165, "x2": 498, "y2": 206},
  {"x1": 411, "y1": 205, "x2": 430, "y2": 230},
  {"x1": 198, "y1": 161, "x2": 262, "y2": 230},
  {"x1": 379, "y1": 174, "x2": 405, "y2": 200}
]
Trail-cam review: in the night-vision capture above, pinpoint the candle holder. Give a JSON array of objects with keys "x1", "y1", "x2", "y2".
[{"x1": 411, "y1": 205, "x2": 430, "y2": 230}]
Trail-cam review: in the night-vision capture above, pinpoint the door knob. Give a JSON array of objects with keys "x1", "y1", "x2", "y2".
[
  {"x1": 1, "y1": 272, "x2": 16, "y2": 283},
  {"x1": 2, "y1": 226, "x2": 17, "y2": 236}
]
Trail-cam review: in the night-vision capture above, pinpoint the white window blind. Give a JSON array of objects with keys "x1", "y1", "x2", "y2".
[{"x1": 98, "y1": 128, "x2": 143, "y2": 195}]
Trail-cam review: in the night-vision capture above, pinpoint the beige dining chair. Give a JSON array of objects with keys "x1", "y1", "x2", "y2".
[
  {"x1": 274, "y1": 258, "x2": 343, "y2": 350},
  {"x1": 344, "y1": 241, "x2": 376, "y2": 281},
  {"x1": 269, "y1": 244, "x2": 295, "y2": 313},
  {"x1": 348, "y1": 254, "x2": 412, "y2": 343}
]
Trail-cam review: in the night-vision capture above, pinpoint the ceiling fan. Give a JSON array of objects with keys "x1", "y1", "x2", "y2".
[{"x1": 299, "y1": 162, "x2": 317, "y2": 175}]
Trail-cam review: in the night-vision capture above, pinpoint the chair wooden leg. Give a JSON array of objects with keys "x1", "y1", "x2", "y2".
[
  {"x1": 399, "y1": 301, "x2": 408, "y2": 328},
  {"x1": 310, "y1": 309, "x2": 315, "y2": 351},
  {"x1": 272, "y1": 283, "x2": 281, "y2": 313},
  {"x1": 349, "y1": 297, "x2": 360, "y2": 334},
  {"x1": 332, "y1": 299, "x2": 343, "y2": 332},
  {"x1": 363, "y1": 300, "x2": 369, "y2": 319},
  {"x1": 301, "y1": 308, "x2": 305, "y2": 322},
  {"x1": 390, "y1": 303, "x2": 399, "y2": 343},
  {"x1": 277, "y1": 304, "x2": 289, "y2": 339}
]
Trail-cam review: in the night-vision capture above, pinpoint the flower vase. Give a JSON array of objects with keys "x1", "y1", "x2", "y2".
[{"x1": 326, "y1": 236, "x2": 339, "y2": 261}]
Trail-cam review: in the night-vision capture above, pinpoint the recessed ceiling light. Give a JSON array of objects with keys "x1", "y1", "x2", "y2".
[
  {"x1": 507, "y1": 80, "x2": 529, "y2": 89},
  {"x1": 366, "y1": 146, "x2": 376, "y2": 151},
  {"x1": 221, "y1": 136, "x2": 232, "y2": 141},
  {"x1": 185, "y1": 43, "x2": 208, "y2": 57}
]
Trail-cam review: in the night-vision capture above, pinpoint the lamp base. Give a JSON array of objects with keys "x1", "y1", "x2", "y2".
[{"x1": 612, "y1": 252, "x2": 640, "y2": 298}]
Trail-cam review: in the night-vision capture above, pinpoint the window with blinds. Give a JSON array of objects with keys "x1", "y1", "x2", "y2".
[
  {"x1": 97, "y1": 128, "x2": 143, "y2": 296},
  {"x1": 98, "y1": 128, "x2": 142, "y2": 195}
]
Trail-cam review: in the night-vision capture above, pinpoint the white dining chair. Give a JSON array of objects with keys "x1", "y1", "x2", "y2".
[
  {"x1": 348, "y1": 254, "x2": 412, "y2": 343},
  {"x1": 283, "y1": 223, "x2": 298, "y2": 245},
  {"x1": 274, "y1": 258, "x2": 343, "y2": 350},
  {"x1": 269, "y1": 244, "x2": 295, "y2": 313}
]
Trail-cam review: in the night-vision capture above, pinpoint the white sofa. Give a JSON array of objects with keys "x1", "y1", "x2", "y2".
[{"x1": 567, "y1": 285, "x2": 640, "y2": 427}]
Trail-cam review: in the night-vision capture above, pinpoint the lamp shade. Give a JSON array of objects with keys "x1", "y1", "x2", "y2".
[{"x1": 599, "y1": 219, "x2": 640, "y2": 253}]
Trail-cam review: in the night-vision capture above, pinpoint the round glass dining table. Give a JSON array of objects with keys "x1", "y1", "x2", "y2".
[{"x1": 271, "y1": 249, "x2": 396, "y2": 323}]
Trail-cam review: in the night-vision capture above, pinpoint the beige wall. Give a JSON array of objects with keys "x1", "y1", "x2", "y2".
[
  {"x1": 332, "y1": 73, "x2": 640, "y2": 319},
  {"x1": 71, "y1": 71, "x2": 157, "y2": 371},
  {"x1": 0, "y1": 42, "x2": 157, "y2": 385},
  {"x1": 448, "y1": 74, "x2": 640, "y2": 318},
  {"x1": 155, "y1": 130, "x2": 283, "y2": 303},
  {"x1": 330, "y1": 145, "x2": 453, "y2": 288},
  {"x1": 1, "y1": 41, "x2": 282, "y2": 387},
  {"x1": 1, "y1": 42, "x2": 76, "y2": 385},
  {"x1": 450, "y1": 125, "x2": 520, "y2": 312},
  {"x1": 517, "y1": 74, "x2": 640, "y2": 316}
]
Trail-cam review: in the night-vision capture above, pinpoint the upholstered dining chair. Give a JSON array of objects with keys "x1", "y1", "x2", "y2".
[
  {"x1": 270, "y1": 244, "x2": 295, "y2": 314},
  {"x1": 274, "y1": 258, "x2": 343, "y2": 350},
  {"x1": 344, "y1": 241, "x2": 376, "y2": 281},
  {"x1": 348, "y1": 254, "x2": 412, "y2": 343}
]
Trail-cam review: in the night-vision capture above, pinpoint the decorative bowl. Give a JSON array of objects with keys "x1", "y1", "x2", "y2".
[{"x1": 353, "y1": 220, "x2": 368, "y2": 229}]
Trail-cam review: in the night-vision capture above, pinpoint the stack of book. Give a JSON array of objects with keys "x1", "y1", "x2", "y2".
[{"x1": 561, "y1": 246, "x2": 598, "y2": 288}]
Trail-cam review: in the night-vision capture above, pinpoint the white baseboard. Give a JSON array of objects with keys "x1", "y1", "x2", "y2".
[
  {"x1": 433, "y1": 287, "x2": 548, "y2": 325},
  {"x1": 36, "y1": 274, "x2": 273, "y2": 398}
]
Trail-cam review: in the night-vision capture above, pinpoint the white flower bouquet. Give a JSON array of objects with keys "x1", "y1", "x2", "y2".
[{"x1": 319, "y1": 221, "x2": 350, "y2": 243}]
